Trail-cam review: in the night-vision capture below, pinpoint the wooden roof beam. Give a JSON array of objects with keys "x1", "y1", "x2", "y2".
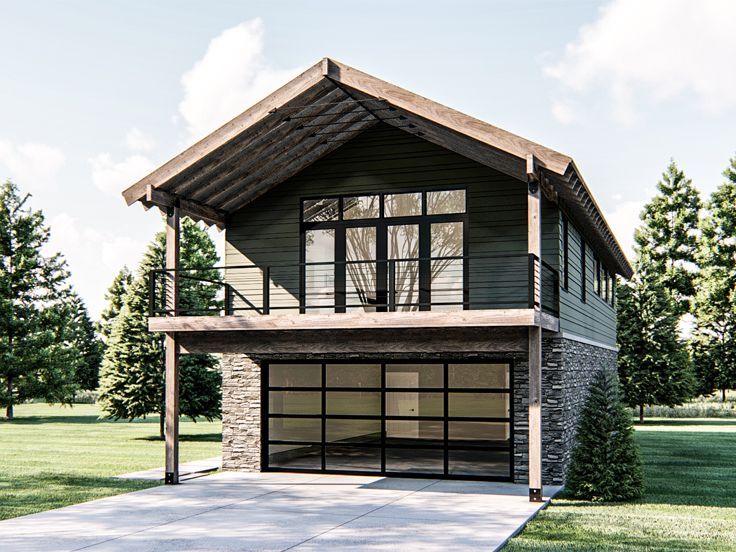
[
  {"x1": 146, "y1": 186, "x2": 226, "y2": 229},
  {"x1": 122, "y1": 59, "x2": 327, "y2": 205},
  {"x1": 170, "y1": 81, "x2": 343, "y2": 198}
]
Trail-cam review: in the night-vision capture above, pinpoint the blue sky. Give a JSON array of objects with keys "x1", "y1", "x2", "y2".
[{"x1": 1, "y1": 0, "x2": 734, "y2": 318}]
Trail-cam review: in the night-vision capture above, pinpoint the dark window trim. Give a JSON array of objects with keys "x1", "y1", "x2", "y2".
[
  {"x1": 561, "y1": 215, "x2": 569, "y2": 291},
  {"x1": 301, "y1": 188, "x2": 468, "y2": 313},
  {"x1": 580, "y1": 239, "x2": 587, "y2": 303},
  {"x1": 263, "y1": 359, "x2": 514, "y2": 482}
]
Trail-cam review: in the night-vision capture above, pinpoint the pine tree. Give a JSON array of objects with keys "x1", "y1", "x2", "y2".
[
  {"x1": 634, "y1": 160, "x2": 701, "y2": 315},
  {"x1": 617, "y1": 274, "x2": 695, "y2": 420},
  {"x1": 0, "y1": 181, "x2": 78, "y2": 418},
  {"x1": 566, "y1": 370, "x2": 643, "y2": 502},
  {"x1": 691, "y1": 156, "x2": 736, "y2": 400},
  {"x1": 99, "y1": 267, "x2": 132, "y2": 341},
  {"x1": 67, "y1": 293, "x2": 103, "y2": 390},
  {"x1": 98, "y1": 218, "x2": 221, "y2": 437}
]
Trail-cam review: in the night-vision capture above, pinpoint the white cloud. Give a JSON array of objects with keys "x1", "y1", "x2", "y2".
[
  {"x1": 603, "y1": 199, "x2": 645, "y2": 262},
  {"x1": 45, "y1": 212, "x2": 150, "y2": 318},
  {"x1": 546, "y1": 0, "x2": 736, "y2": 124},
  {"x1": 178, "y1": 18, "x2": 301, "y2": 142},
  {"x1": 0, "y1": 140, "x2": 65, "y2": 188},
  {"x1": 89, "y1": 152, "x2": 155, "y2": 196},
  {"x1": 551, "y1": 100, "x2": 576, "y2": 124},
  {"x1": 125, "y1": 127, "x2": 156, "y2": 152}
]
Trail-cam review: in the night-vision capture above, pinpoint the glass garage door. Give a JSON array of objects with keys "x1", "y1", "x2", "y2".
[{"x1": 264, "y1": 361, "x2": 512, "y2": 480}]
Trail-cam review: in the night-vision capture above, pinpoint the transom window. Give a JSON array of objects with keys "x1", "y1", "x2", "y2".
[{"x1": 301, "y1": 189, "x2": 467, "y2": 313}]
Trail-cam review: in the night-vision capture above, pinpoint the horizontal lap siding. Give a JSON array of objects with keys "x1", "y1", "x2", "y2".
[
  {"x1": 558, "y1": 220, "x2": 617, "y2": 346},
  {"x1": 225, "y1": 123, "x2": 556, "y2": 312}
]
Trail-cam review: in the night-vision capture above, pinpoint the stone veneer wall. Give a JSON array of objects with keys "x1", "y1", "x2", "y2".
[
  {"x1": 221, "y1": 354, "x2": 262, "y2": 471},
  {"x1": 513, "y1": 337, "x2": 618, "y2": 485},
  {"x1": 220, "y1": 341, "x2": 617, "y2": 482}
]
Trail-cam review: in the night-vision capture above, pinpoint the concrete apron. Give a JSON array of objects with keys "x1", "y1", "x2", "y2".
[{"x1": 0, "y1": 472, "x2": 561, "y2": 552}]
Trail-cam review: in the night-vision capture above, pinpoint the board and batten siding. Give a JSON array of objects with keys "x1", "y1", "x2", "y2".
[
  {"x1": 556, "y1": 215, "x2": 617, "y2": 346},
  {"x1": 224, "y1": 123, "x2": 563, "y2": 316}
]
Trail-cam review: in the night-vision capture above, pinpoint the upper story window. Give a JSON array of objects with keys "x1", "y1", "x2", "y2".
[
  {"x1": 301, "y1": 188, "x2": 467, "y2": 313},
  {"x1": 343, "y1": 195, "x2": 379, "y2": 219},
  {"x1": 561, "y1": 215, "x2": 569, "y2": 291},
  {"x1": 594, "y1": 255, "x2": 601, "y2": 296},
  {"x1": 580, "y1": 239, "x2": 587, "y2": 303}
]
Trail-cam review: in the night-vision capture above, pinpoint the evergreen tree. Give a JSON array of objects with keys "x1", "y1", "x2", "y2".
[
  {"x1": 67, "y1": 293, "x2": 103, "y2": 390},
  {"x1": 617, "y1": 274, "x2": 695, "y2": 420},
  {"x1": 634, "y1": 160, "x2": 701, "y2": 315},
  {"x1": 691, "y1": 156, "x2": 736, "y2": 400},
  {"x1": 99, "y1": 267, "x2": 132, "y2": 341},
  {"x1": 566, "y1": 370, "x2": 643, "y2": 502},
  {"x1": 98, "y1": 218, "x2": 221, "y2": 437},
  {"x1": 0, "y1": 181, "x2": 78, "y2": 418}
]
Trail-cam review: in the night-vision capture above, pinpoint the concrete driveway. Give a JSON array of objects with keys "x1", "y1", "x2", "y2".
[{"x1": 0, "y1": 472, "x2": 559, "y2": 551}]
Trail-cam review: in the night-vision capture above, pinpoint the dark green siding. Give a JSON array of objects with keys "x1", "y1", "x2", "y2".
[
  {"x1": 557, "y1": 216, "x2": 617, "y2": 346},
  {"x1": 225, "y1": 122, "x2": 615, "y2": 344}
]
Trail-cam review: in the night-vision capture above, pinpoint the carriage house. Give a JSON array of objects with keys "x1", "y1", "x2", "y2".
[{"x1": 122, "y1": 58, "x2": 631, "y2": 502}]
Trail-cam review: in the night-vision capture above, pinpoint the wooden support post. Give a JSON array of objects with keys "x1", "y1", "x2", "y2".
[
  {"x1": 527, "y1": 155, "x2": 543, "y2": 502},
  {"x1": 165, "y1": 206, "x2": 180, "y2": 485}
]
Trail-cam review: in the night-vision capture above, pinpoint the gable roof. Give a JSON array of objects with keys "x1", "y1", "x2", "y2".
[{"x1": 122, "y1": 57, "x2": 633, "y2": 278}]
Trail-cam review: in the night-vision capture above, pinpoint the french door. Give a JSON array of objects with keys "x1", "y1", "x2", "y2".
[{"x1": 302, "y1": 191, "x2": 467, "y2": 312}]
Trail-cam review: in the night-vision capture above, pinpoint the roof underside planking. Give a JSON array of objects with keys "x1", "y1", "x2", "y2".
[{"x1": 122, "y1": 57, "x2": 633, "y2": 278}]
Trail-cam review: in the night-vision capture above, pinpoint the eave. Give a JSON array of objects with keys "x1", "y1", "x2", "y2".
[{"x1": 122, "y1": 57, "x2": 633, "y2": 278}]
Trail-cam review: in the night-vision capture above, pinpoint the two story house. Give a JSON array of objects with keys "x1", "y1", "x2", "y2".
[{"x1": 122, "y1": 59, "x2": 631, "y2": 502}]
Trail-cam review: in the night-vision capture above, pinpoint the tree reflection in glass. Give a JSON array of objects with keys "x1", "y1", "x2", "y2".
[{"x1": 346, "y1": 226, "x2": 377, "y2": 311}]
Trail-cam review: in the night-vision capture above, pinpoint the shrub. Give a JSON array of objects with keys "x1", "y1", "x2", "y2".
[{"x1": 566, "y1": 370, "x2": 644, "y2": 502}]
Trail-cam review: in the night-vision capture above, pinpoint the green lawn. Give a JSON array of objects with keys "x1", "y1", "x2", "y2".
[
  {"x1": 505, "y1": 419, "x2": 736, "y2": 551},
  {"x1": 0, "y1": 403, "x2": 222, "y2": 521}
]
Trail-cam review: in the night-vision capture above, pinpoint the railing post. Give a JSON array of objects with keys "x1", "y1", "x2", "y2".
[
  {"x1": 224, "y1": 283, "x2": 233, "y2": 315},
  {"x1": 149, "y1": 270, "x2": 156, "y2": 317},
  {"x1": 388, "y1": 260, "x2": 396, "y2": 312},
  {"x1": 263, "y1": 266, "x2": 270, "y2": 315}
]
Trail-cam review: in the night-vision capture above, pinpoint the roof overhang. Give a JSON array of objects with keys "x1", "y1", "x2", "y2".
[{"x1": 122, "y1": 57, "x2": 632, "y2": 278}]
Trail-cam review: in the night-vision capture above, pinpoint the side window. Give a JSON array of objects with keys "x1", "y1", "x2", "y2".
[
  {"x1": 561, "y1": 216, "x2": 569, "y2": 291},
  {"x1": 594, "y1": 256, "x2": 601, "y2": 296},
  {"x1": 580, "y1": 240, "x2": 587, "y2": 303}
]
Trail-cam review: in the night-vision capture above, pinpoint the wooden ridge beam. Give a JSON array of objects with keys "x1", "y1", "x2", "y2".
[{"x1": 325, "y1": 58, "x2": 572, "y2": 175}]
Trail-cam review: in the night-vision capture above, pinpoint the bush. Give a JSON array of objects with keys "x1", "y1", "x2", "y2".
[{"x1": 566, "y1": 370, "x2": 644, "y2": 502}]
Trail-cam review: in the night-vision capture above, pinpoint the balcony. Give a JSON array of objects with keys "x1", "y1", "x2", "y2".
[{"x1": 148, "y1": 253, "x2": 559, "y2": 333}]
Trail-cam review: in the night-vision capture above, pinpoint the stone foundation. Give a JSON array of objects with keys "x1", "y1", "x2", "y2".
[
  {"x1": 220, "y1": 338, "x2": 617, "y2": 483},
  {"x1": 513, "y1": 336, "x2": 618, "y2": 485}
]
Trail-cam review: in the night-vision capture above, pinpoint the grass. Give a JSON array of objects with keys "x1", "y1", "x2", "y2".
[
  {"x1": 505, "y1": 419, "x2": 736, "y2": 551},
  {"x1": 0, "y1": 403, "x2": 222, "y2": 521}
]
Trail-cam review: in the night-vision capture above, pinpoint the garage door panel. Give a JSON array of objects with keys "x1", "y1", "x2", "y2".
[{"x1": 264, "y1": 361, "x2": 513, "y2": 481}]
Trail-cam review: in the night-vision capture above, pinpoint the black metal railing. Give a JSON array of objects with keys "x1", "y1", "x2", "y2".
[{"x1": 149, "y1": 253, "x2": 560, "y2": 317}]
